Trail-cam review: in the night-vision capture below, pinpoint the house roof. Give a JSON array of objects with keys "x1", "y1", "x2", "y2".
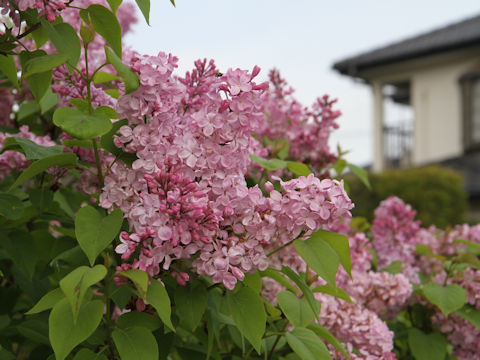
[{"x1": 333, "y1": 14, "x2": 480, "y2": 77}]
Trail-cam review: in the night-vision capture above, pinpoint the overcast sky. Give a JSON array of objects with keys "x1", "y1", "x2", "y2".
[{"x1": 125, "y1": 1, "x2": 480, "y2": 166}]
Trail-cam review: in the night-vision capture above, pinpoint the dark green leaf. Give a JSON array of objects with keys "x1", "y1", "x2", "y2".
[
  {"x1": 314, "y1": 230, "x2": 352, "y2": 278},
  {"x1": 281, "y1": 267, "x2": 318, "y2": 320},
  {"x1": 120, "y1": 269, "x2": 148, "y2": 299},
  {"x1": 9, "y1": 153, "x2": 78, "y2": 190},
  {"x1": 49, "y1": 299, "x2": 104, "y2": 360},
  {"x1": 277, "y1": 291, "x2": 319, "y2": 327},
  {"x1": 8, "y1": 137, "x2": 63, "y2": 160},
  {"x1": 146, "y1": 280, "x2": 174, "y2": 331},
  {"x1": 408, "y1": 329, "x2": 446, "y2": 360},
  {"x1": 294, "y1": 237, "x2": 339, "y2": 285},
  {"x1": 73, "y1": 348, "x2": 107, "y2": 360},
  {"x1": 1, "y1": 231, "x2": 37, "y2": 278},
  {"x1": 307, "y1": 323, "x2": 350, "y2": 359},
  {"x1": 243, "y1": 272, "x2": 262, "y2": 293},
  {"x1": 347, "y1": 163, "x2": 370, "y2": 189},
  {"x1": 285, "y1": 327, "x2": 331, "y2": 360},
  {"x1": 118, "y1": 312, "x2": 162, "y2": 331},
  {"x1": 40, "y1": 19, "x2": 81, "y2": 71},
  {"x1": 63, "y1": 139, "x2": 94, "y2": 149},
  {"x1": 312, "y1": 285, "x2": 353, "y2": 303},
  {"x1": 456, "y1": 305, "x2": 480, "y2": 330},
  {"x1": 17, "y1": 318, "x2": 50, "y2": 345},
  {"x1": 53, "y1": 107, "x2": 112, "y2": 140},
  {"x1": 0, "y1": 54, "x2": 18, "y2": 88},
  {"x1": 287, "y1": 161, "x2": 311, "y2": 177},
  {"x1": 423, "y1": 282, "x2": 466, "y2": 316},
  {"x1": 0, "y1": 193, "x2": 24, "y2": 219},
  {"x1": 105, "y1": 46, "x2": 140, "y2": 94},
  {"x1": 75, "y1": 206, "x2": 123, "y2": 266},
  {"x1": 20, "y1": 50, "x2": 51, "y2": 100},
  {"x1": 112, "y1": 326, "x2": 159, "y2": 360},
  {"x1": 174, "y1": 281, "x2": 207, "y2": 331},
  {"x1": 135, "y1": 0, "x2": 150, "y2": 24},
  {"x1": 59, "y1": 265, "x2": 107, "y2": 322},
  {"x1": 39, "y1": 88, "x2": 58, "y2": 114},
  {"x1": 23, "y1": 53, "x2": 69, "y2": 77},
  {"x1": 226, "y1": 286, "x2": 266, "y2": 354},
  {"x1": 88, "y1": 5, "x2": 122, "y2": 58},
  {"x1": 26, "y1": 288, "x2": 65, "y2": 315},
  {"x1": 17, "y1": 100, "x2": 40, "y2": 121},
  {"x1": 30, "y1": 188, "x2": 54, "y2": 211}
]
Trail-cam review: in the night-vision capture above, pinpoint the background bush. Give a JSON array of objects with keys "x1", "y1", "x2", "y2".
[{"x1": 344, "y1": 165, "x2": 467, "y2": 228}]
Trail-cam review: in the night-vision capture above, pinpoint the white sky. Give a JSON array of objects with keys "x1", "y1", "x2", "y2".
[{"x1": 125, "y1": 0, "x2": 480, "y2": 166}]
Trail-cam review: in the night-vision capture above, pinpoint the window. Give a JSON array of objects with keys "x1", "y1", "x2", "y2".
[{"x1": 460, "y1": 71, "x2": 480, "y2": 151}]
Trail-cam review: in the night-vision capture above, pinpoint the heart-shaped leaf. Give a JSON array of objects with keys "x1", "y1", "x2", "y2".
[
  {"x1": 408, "y1": 328, "x2": 446, "y2": 360},
  {"x1": 423, "y1": 282, "x2": 466, "y2": 316},
  {"x1": 75, "y1": 206, "x2": 123, "y2": 266},
  {"x1": 53, "y1": 107, "x2": 112, "y2": 140},
  {"x1": 277, "y1": 291, "x2": 318, "y2": 327},
  {"x1": 49, "y1": 299, "x2": 104, "y2": 360}
]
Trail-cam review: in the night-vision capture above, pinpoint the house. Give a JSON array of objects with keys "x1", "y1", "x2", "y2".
[{"x1": 333, "y1": 14, "x2": 480, "y2": 195}]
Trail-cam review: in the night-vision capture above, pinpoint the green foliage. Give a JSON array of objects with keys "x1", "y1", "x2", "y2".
[
  {"x1": 407, "y1": 329, "x2": 447, "y2": 360},
  {"x1": 343, "y1": 165, "x2": 467, "y2": 228},
  {"x1": 285, "y1": 327, "x2": 331, "y2": 360},
  {"x1": 53, "y1": 107, "x2": 113, "y2": 140},
  {"x1": 422, "y1": 282, "x2": 466, "y2": 316}
]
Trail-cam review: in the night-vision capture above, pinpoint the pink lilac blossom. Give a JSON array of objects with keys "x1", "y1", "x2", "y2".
[
  {"x1": 0, "y1": 125, "x2": 55, "y2": 180},
  {"x1": 101, "y1": 53, "x2": 353, "y2": 290},
  {"x1": 0, "y1": 0, "x2": 67, "y2": 25},
  {"x1": 255, "y1": 69, "x2": 340, "y2": 173}
]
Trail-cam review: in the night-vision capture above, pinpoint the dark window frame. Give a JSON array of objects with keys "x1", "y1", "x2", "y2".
[{"x1": 460, "y1": 70, "x2": 480, "y2": 152}]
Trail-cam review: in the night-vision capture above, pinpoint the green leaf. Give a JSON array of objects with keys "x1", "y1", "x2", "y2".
[
  {"x1": 10, "y1": 153, "x2": 78, "y2": 190},
  {"x1": 287, "y1": 161, "x2": 311, "y2": 177},
  {"x1": 63, "y1": 139, "x2": 94, "y2": 149},
  {"x1": 0, "y1": 231, "x2": 38, "y2": 278},
  {"x1": 105, "y1": 88, "x2": 120, "y2": 98},
  {"x1": 118, "y1": 312, "x2": 162, "y2": 331},
  {"x1": 249, "y1": 154, "x2": 287, "y2": 171},
  {"x1": 259, "y1": 268, "x2": 300, "y2": 295},
  {"x1": 8, "y1": 137, "x2": 63, "y2": 160},
  {"x1": 312, "y1": 285, "x2": 353, "y2": 303},
  {"x1": 347, "y1": 163, "x2": 370, "y2": 189},
  {"x1": 408, "y1": 329, "x2": 446, "y2": 360},
  {"x1": 226, "y1": 286, "x2": 266, "y2": 354},
  {"x1": 112, "y1": 326, "x2": 159, "y2": 360},
  {"x1": 88, "y1": 5, "x2": 122, "y2": 58},
  {"x1": 174, "y1": 281, "x2": 207, "y2": 331},
  {"x1": 23, "y1": 53, "x2": 69, "y2": 77},
  {"x1": 39, "y1": 88, "x2": 58, "y2": 114},
  {"x1": 17, "y1": 100, "x2": 40, "y2": 121},
  {"x1": 105, "y1": 46, "x2": 140, "y2": 94},
  {"x1": 276, "y1": 139, "x2": 290, "y2": 160},
  {"x1": 75, "y1": 206, "x2": 123, "y2": 266},
  {"x1": 381, "y1": 260, "x2": 404, "y2": 275},
  {"x1": 20, "y1": 50, "x2": 52, "y2": 100},
  {"x1": 17, "y1": 318, "x2": 49, "y2": 345},
  {"x1": 170, "y1": 0, "x2": 175, "y2": 6},
  {"x1": 120, "y1": 269, "x2": 149, "y2": 299},
  {"x1": 453, "y1": 238, "x2": 480, "y2": 255},
  {"x1": 277, "y1": 291, "x2": 318, "y2": 327},
  {"x1": 135, "y1": 0, "x2": 150, "y2": 24},
  {"x1": 423, "y1": 282, "x2": 466, "y2": 316},
  {"x1": 96, "y1": 105, "x2": 118, "y2": 119},
  {"x1": 40, "y1": 19, "x2": 81, "y2": 71},
  {"x1": 294, "y1": 236, "x2": 339, "y2": 285},
  {"x1": 0, "y1": 54, "x2": 18, "y2": 88},
  {"x1": 285, "y1": 327, "x2": 331, "y2": 360},
  {"x1": 26, "y1": 288, "x2": 65, "y2": 315},
  {"x1": 73, "y1": 348, "x2": 108, "y2": 360},
  {"x1": 49, "y1": 299, "x2": 104, "y2": 360},
  {"x1": 243, "y1": 272, "x2": 262, "y2": 293},
  {"x1": 70, "y1": 98, "x2": 90, "y2": 113},
  {"x1": 314, "y1": 230, "x2": 352, "y2": 278},
  {"x1": 281, "y1": 266, "x2": 318, "y2": 320},
  {"x1": 59, "y1": 265, "x2": 107, "y2": 323},
  {"x1": 146, "y1": 280, "x2": 174, "y2": 331},
  {"x1": 0, "y1": 193, "x2": 24, "y2": 219},
  {"x1": 53, "y1": 107, "x2": 113, "y2": 140},
  {"x1": 307, "y1": 323, "x2": 350, "y2": 359},
  {"x1": 93, "y1": 71, "x2": 120, "y2": 84},
  {"x1": 107, "y1": 0, "x2": 122, "y2": 13},
  {"x1": 456, "y1": 305, "x2": 480, "y2": 330},
  {"x1": 29, "y1": 188, "x2": 54, "y2": 211}
]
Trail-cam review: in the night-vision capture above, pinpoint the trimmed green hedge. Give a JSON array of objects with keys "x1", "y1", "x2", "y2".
[{"x1": 343, "y1": 166, "x2": 468, "y2": 228}]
